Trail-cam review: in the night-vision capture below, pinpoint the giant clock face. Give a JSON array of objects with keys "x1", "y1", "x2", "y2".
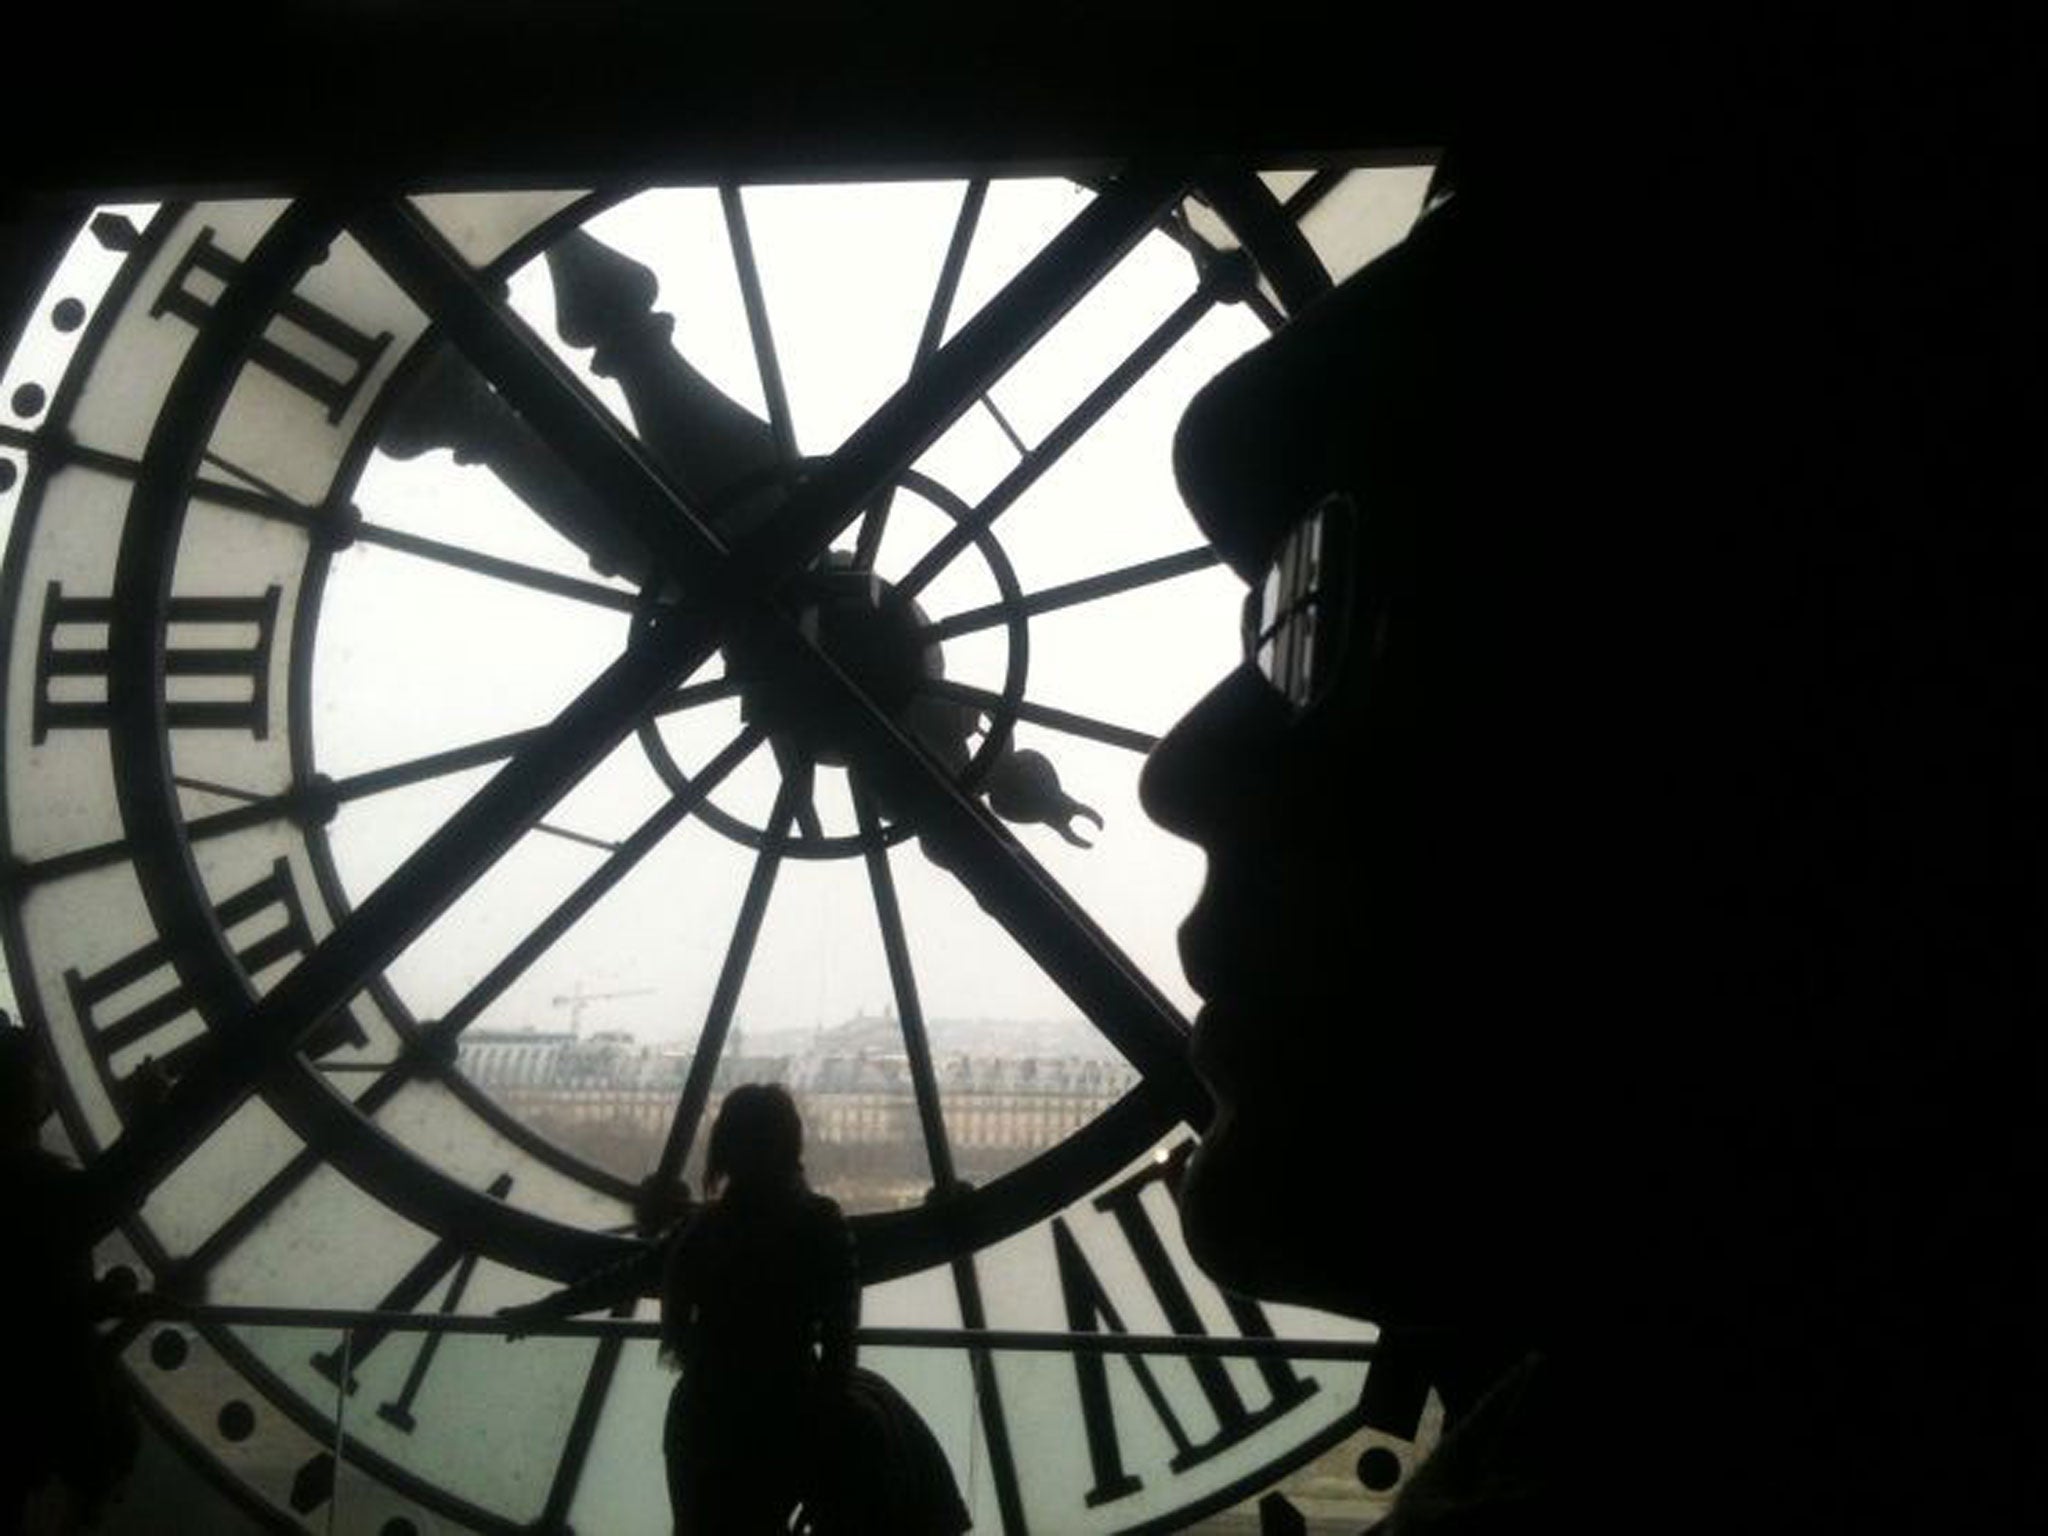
[{"x1": 0, "y1": 168, "x2": 1434, "y2": 1532}]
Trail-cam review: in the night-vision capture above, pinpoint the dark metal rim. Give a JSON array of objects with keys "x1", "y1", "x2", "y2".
[
  {"x1": 0, "y1": 173, "x2": 1364, "y2": 1532},
  {"x1": 94, "y1": 167, "x2": 1301, "y2": 1284}
]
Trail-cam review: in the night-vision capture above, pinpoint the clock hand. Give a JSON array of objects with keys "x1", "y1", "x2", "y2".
[
  {"x1": 377, "y1": 338, "x2": 644, "y2": 582},
  {"x1": 545, "y1": 226, "x2": 786, "y2": 547}
]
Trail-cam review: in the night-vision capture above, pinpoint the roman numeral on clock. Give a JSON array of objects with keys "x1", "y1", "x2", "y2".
[
  {"x1": 64, "y1": 857, "x2": 361, "y2": 1107},
  {"x1": 310, "y1": 1172, "x2": 516, "y2": 1431},
  {"x1": 152, "y1": 225, "x2": 394, "y2": 423},
  {"x1": 1055, "y1": 1145, "x2": 1321, "y2": 1508},
  {"x1": 33, "y1": 580, "x2": 283, "y2": 743}
]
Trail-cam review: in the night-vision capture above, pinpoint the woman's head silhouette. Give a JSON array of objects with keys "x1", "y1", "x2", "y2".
[{"x1": 705, "y1": 1082, "x2": 806, "y2": 1198}]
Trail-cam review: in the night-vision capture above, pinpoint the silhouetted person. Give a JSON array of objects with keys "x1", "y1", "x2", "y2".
[
  {"x1": 505, "y1": 1084, "x2": 858, "y2": 1534},
  {"x1": 1144, "y1": 129, "x2": 2036, "y2": 1536},
  {"x1": 0, "y1": 1024, "x2": 139, "y2": 1534},
  {"x1": 659, "y1": 1084, "x2": 857, "y2": 1534}
]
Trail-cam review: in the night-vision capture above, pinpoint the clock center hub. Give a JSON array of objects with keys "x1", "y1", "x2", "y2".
[{"x1": 730, "y1": 558, "x2": 941, "y2": 767}]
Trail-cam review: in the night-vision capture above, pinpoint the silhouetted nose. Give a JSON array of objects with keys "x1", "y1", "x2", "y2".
[{"x1": 1139, "y1": 665, "x2": 1290, "y2": 848}]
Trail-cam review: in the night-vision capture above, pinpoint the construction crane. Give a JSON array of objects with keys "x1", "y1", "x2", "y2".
[{"x1": 550, "y1": 982, "x2": 655, "y2": 1038}]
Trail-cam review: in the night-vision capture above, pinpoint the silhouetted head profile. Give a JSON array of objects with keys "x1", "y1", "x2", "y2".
[
  {"x1": 705, "y1": 1083, "x2": 806, "y2": 1199},
  {"x1": 1142, "y1": 185, "x2": 1607, "y2": 1337},
  {"x1": 1143, "y1": 131, "x2": 2036, "y2": 1534}
]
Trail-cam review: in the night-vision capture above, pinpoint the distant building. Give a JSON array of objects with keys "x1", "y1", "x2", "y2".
[{"x1": 455, "y1": 1017, "x2": 1139, "y2": 1164}]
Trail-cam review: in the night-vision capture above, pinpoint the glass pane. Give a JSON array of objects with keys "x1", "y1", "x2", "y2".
[
  {"x1": 0, "y1": 200, "x2": 159, "y2": 526},
  {"x1": 64, "y1": 203, "x2": 284, "y2": 461},
  {"x1": 740, "y1": 180, "x2": 966, "y2": 454},
  {"x1": 1299, "y1": 166, "x2": 1436, "y2": 286},
  {"x1": 18, "y1": 862, "x2": 180, "y2": 1146},
  {"x1": 564, "y1": 1323, "x2": 674, "y2": 1535},
  {"x1": 977, "y1": 298, "x2": 1265, "y2": 595},
  {"x1": 368, "y1": 1078, "x2": 628, "y2": 1231},
  {"x1": 941, "y1": 178, "x2": 1096, "y2": 347},
  {"x1": 349, "y1": 440, "x2": 642, "y2": 596},
  {"x1": 309, "y1": 527, "x2": 632, "y2": 779},
  {"x1": 409, "y1": 189, "x2": 593, "y2": 268},
  {"x1": 1259, "y1": 169, "x2": 1320, "y2": 203},
  {"x1": 446, "y1": 810, "x2": 762, "y2": 1184},
  {"x1": 334, "y1": 1324, "x2": 600, "y2": 1522},
  {"x1": 372, "y1": 823, "x2": 623, "y2": 1023},
  {"x1": 138, "y1": 1094, "x2": 304, "y2": 1259},
  {"x1": 985, "y1": 219, "x2": 1195, "y2": 447},
  {"x1": 695, "y1": 850, "x2": 934, "y2": 1213}
]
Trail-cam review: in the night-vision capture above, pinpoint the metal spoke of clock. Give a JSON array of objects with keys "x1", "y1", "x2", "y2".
[
  {"x1": 335, "y1": 517, "x2": 638, "y2": 613},
  {"x1": 980, "y1": 391, "x2": 1031, "y2": 457},
  {"x1": 1283, "y1": 166, "x2": 1349, "y2": 219},
  {"x1": 894, "y1": 268, "x2": 1230, "y2": 603},
  {"x1": 1191, "y1": 172, "x2": 1333, "y2": 332},
  {"x1": 922, "y1": 677, "x2": 1160, "y2": 755},
  {"x1": 536, "y1": 1297, "x2": 639, "y2": 1531},
  {"x1": 720, "y1": 184, "x2": 799, "y2": 466},
  {"x1": 771, "y1": 736, "x2": 825, "y2": 843},
  {"x1": 172, "y1": 770, "x2": 608, "y2": 852},
  {"x1": 951, "y1": 1251, "x2": 1030, "y2": 1536},
  {"x1": 852, "y1": 176, "x2": 987, "y2": 572},
  {"x1": 925, "y1": 545, "x2": 1221, "y2": 642},
  {"x1": 0, "y1": 426, "x2": 638, "y2": 616},
  {"x1": 651, "y1": 777, "x2": 805, "y2": 1188},
  {"x1": 171, "y1": 774, "x2": 265, "y2": 805},
  {"x1": 414, "y1": 725, "x2": 766, "y2": 1054},
  {"x1": 11, "y1": 679, "x2": 738, "y2": 894},
  {"x1": 659, "y1": 673, "x2": 740, "y2": 713},
  {"x1": 354, "y1": 169, "x2": 1186, "y2": 608},
  {"x1": 319, "y1": 720, "x2": 635, "y2": 807},
  {"x1": 9, "y1": 722, "x2": 540, "y2": 890},
  {"x1": 849, "y1": 775, "x2": 956, "y2": 1192},
  {"x1": 529, "y1": 821, "x2": 620, "y2": 854},
  {"x1": 849, "y1": 770, "x2": 1029, "y2": 1532},
  {"x1": 209, "y1": 443, "x2": 642, "y2": 616}
]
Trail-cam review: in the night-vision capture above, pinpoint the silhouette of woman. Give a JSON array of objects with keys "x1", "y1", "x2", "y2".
[
  {"x1": 659, "y1": 1083, "x2": 857, "y2": 1534},
  {"x1": 502, "y1": 1083, "x2": 857, "y2": 1534}
]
